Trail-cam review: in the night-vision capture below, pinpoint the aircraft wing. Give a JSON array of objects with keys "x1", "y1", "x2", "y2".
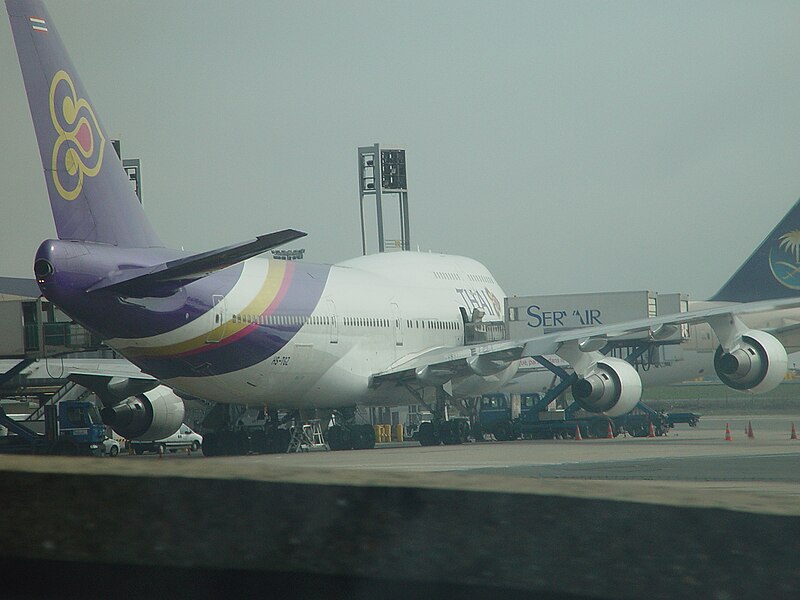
[
  {"x1": 371, "y1": 296, "x2": 800, "y2": 386},
  {"x1": 763, "y1": 319, "x2": 800, "y2": 349},
  {"x1": 13, "y1": 358, "x2": 160, "y2": 404},
  {"x1": 371, "y1": 342, "x2": 527, "y2": 386}
]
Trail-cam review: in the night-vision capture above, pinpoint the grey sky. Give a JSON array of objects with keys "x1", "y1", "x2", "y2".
[{"x1": 2, "y1": 0, "x2": 800, "y2": 300}]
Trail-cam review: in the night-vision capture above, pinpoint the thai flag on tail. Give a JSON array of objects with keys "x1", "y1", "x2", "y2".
[{"x1": 29, "y1": 15, "x2": 47, "y2": 32}]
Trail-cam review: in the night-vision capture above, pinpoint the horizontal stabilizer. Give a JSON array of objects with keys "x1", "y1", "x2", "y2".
[{"x1": 88, "y1": 229, "x2": 306, "y2": 297}]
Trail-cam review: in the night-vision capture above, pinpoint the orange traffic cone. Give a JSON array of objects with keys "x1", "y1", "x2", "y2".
[
  {"x1": 574, "y1": 425, "x2": 583, "y2": 441},
  {"x1": 747, "y1": 421, "x2": 755, "y2": 439},
  {"x1": 724, "y1": 423, "x2": 732, "y2": 442},
  {"x1": 606, "y1": 422, "x2": 614, "y2": 439},
  {"x1": 647, "y1": 422, "x2": 656, "y2": 438},
  {"x1": 791, "y1": 423, "x2": 798, "y2": 440}
]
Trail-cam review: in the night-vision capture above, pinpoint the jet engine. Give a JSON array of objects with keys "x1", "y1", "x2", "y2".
[
  {"x1": 100, "y1": 385, "x2": 185, "y2": 440},
  {"x1": 571, "y1": 357, "x2": 642, "y2": 417},
  {"x1": 713, "y1": 330, "x2": 787, "y2": 394}
]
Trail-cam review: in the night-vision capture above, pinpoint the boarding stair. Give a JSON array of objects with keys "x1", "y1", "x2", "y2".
[
  {"x1": 287, "y1": 419, "x2": 328, "y2": 452},
  {"x1": 25, "y1": 381, "x2": 91, "y2": 422}
]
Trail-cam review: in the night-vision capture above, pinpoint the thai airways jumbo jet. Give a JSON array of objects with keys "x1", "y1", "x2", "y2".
[{"x1": 7, "y1": 0, "x2": 800, "y2": 455}]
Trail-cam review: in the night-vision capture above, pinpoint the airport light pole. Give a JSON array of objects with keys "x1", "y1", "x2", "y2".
[{"x1": 357, "y1": 144, "x2": 410, "y2": 254}]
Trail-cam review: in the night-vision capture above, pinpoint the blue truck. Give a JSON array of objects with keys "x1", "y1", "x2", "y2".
[
  {"x1": 473, "y1": 393, "x2": 699, "y2": 441},
  {"x1": 0, "y1": 400, "x2": 107, "y2": 456}
]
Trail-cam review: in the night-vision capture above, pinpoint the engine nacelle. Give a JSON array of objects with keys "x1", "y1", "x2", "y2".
[
  {"x1": 100, "y1": 385, "x2": 185, "y2": 440},
  {"x1": 571, "y1": 357, "x2": 642, "y2": 417},
  {"x1": 713, "y1": 329, "x2": 787, "y2": 394},
  {"x1": 467, "y1": 354, "x2": 511, "y2": 377}
]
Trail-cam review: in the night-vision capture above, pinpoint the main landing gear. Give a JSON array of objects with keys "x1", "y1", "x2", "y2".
[
  {"x1": 416, "y1": 389, "x2": 471, "y2": 447},
  {"x1": 326, "y1": 407, "x2": 376, "y2": 451},
  {"x1": 201, "y1": 405, "x2": 292, "y2": 456}
]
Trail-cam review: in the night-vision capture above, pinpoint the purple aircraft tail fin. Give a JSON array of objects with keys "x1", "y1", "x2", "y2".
[{"x1": 6, "y1": 0, "x2": 162, "y2": 248}]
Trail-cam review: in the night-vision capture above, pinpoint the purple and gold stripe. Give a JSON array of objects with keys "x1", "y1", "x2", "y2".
[{"x1": 124, "y1": 260, "x2": 331, "y2": 380}]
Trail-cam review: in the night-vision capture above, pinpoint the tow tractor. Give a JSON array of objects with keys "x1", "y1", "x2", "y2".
[{"x1": 0, "y1": 400, "x2": 106, "y2": 456}]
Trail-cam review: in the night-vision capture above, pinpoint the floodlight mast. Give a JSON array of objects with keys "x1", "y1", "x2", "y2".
[{"x1": 357, "y1": 144, "x2": 409, "y2": 255}]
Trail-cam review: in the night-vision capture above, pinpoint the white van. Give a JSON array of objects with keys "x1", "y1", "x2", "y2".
[{"x1": 130, "y1": 425, "x2": 203, "y2": 454}]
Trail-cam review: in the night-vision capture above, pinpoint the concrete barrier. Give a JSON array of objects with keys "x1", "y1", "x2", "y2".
[{"x1": 0, "y1": 456, "x2": 798, "y2": 599}]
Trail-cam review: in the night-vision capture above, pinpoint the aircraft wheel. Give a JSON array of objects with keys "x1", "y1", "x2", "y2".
[
  {"x1": 109, "y1": 445, "x2": 119, "y2": 457},
  {"x1": 271, "y1": 428, "x2": 291, "y2": 453},
  {"x1": 359, "y1": 424, "x2": 376, "y2": 449},
  {"x1": 327, "y1": 425, "x2": 351, "y2": 451},
  {"x1": 233, "y1": 431, "x2": 250, "y2": 455},
  {"x1": 440, "y1": 421, "x2": 457, "y2": 445},
  {"x1": 201, "y1": 432, "x2": 220, "y2": 456},
  {"x1": 351, "y1": 424, "x2": 375, "y2": 450},
  {"x1": 190, "y1": 440, "x2": 201, "y2": 452},
  {"x1": 54, "y1": 440, "x2": 80, "y2": 456},
  {"x1": 457, "y1": 420, "x2": 471, "y2": 443},
  {"x1": 249, "y1": 431, "x2": 268, "y2": 453},
  {"x1": 492, "y1": 420, "x2": 514, "y2": 442},
  {"x1": 417, "y1": 422, "x2": 439, "y2": 446}
]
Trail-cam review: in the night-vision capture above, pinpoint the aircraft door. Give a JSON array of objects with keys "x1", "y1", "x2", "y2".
[
  {"x1": 206, "y1": 295, "x2": 228, "y2": 343},
  {"x1": 391, "y1": 302, "x2": 403, "y2": 347},
  {"x1": 325, "y1": 298, "x2": 338, "y2": 344}
]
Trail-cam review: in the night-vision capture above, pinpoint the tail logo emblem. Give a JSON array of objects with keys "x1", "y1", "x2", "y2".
[
  {"x1": 769, "y1": 230, "x2": 800, "y2": 289},
  {"x1": 49, "y1": 70, "x2": 105, "y2": 201}
]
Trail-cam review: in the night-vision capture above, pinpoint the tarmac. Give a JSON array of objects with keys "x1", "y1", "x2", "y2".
[{"x1": 2, "y1": 414, "x2": 799, "y2": 599}]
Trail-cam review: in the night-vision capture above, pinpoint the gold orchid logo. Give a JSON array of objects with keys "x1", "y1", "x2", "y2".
[
  {"x1": 770, "y1": 230, "x2": 800, "y2": 289},
  {"x1": 49, "y1": 70, "x2": 105, "y2": 200},
  {"x1": 484, "y1": 287, "x2": 502, "y2": 317}
]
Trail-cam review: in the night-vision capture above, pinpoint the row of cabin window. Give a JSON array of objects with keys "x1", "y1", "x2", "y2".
[
  {"x1": 433, "y1": 271, "x2": 495, "y2": 285},
  {"x1": 232, "y1": 314, "x2": 331, "y2": 326},
  {"x1": 433, "y1": 271, "x2": 461, "y2": 281},
  {"x1": 343, "y1": 317, "x2": 393, "y2": 327},
  {"x1": 231, "y1": 313, "x2": 461, "y2": 332},
  {"x1": 405, "y1": 320, "x2": 461, "y2": 331},
  {"x1": 467, "y1": 273, "x2": 494, "y2": 284}
]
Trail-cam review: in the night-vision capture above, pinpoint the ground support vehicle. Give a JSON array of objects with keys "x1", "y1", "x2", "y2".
[
  {"x1": 472, "y1": 340, "x2": 700, "y2": 441},
  {"x1": 102, "y1": 437, "x2": 121, "y2": 456},
  {"x1": 130, "y1": 424, "x2": 203, "y2": 455},
  {"x1": 0, "y1": 401, "x2": 106, "y2": 456},
  {"x1": 665, "y1": 411, "x2": 701, "y2": 428},
  {"x1": 474, "y1": 392, "x2": 688, "y2": 441},
  {"x1": 404, "y1": 410, "x2": 433, "y2": 442}
]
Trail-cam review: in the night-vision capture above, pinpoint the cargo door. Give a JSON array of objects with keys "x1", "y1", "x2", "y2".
[{"x1": 391, "y1": 302, "x2": 403, "y2": 348}]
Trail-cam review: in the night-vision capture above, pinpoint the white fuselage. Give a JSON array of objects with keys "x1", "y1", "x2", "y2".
[
  {"x1": 110, "y1": 251, "x2": 512, "y2": 409},
  {"x1": 108, "y1": 251, "x2": 800, "y2": 411}
]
